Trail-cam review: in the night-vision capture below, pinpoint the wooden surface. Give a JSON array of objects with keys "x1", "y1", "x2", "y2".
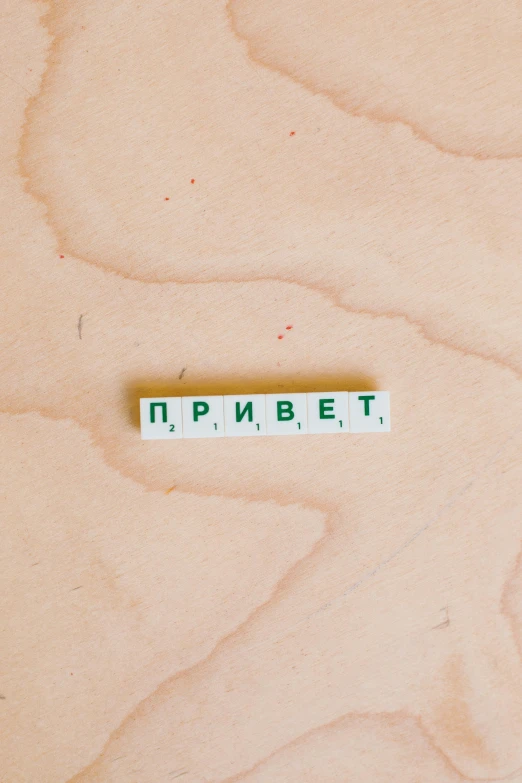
[{"x1": 1, "y1": 0, "x2": 522, "y2": 781}]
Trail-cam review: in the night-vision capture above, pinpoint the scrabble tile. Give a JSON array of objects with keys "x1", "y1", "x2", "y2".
[
  {"x1": 348, "y1": 391, "x2": 391, "y2": 433},
  {"x1": 140, "y1": 397, "x2": 183, "y2": 440},
  {"x1": 265, "y1": 393, "x2": 308, "y2": 436},
  {"x1": 181, "y1": 395, "x2": 225, "y2": 438},
  {"x1": 224, "y1": 394, "x2": 266, "y2": 437},
  {"x1": 307, "y1": 392, "x2": 349, "y2": 434}
]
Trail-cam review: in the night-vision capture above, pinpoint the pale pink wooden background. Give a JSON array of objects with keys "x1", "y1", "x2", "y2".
[{"x1": 1, "y1": 0, "x2": 522, "y2": 781}]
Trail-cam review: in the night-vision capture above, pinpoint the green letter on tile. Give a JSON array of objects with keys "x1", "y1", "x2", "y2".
[
  {"x1": 193, "y1": 401, "x2": 210, "y2": 421},
  {"x1": 319, "y1": 398, "x2": 335, "y2": 419},
  {"x1": 236, "y1": 401, "x2": 253, "y2": 423},
  {"x1": 277, "y1": 401, "x2": 294, "y2": 421},
  {"x1": 150, "y1": 402, "x2": 167, "y2": 423},
  {"x1": 358, "y1": 395, "x2": 375, "y2": 416}
]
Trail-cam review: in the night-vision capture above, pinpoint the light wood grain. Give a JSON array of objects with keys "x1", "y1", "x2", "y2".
[{"x1": 1, "y1": 0, "x2": 522, "y2": 781}]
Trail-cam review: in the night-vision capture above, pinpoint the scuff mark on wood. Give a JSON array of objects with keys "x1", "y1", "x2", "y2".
[{"x1": 432, "y1": 606, "x2": 450, "y2": 630}]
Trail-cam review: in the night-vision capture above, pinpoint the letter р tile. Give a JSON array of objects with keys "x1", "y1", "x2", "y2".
[{"x1": 182, "y1": 396, "x2": 225, "y2": 438}]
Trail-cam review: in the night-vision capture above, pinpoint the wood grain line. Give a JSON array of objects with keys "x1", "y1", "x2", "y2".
[
  {"x1": 15, "y1": 2, "x2": 522, "y2": 382},
  {"x1": 219, "y1": 710, "x2": 522, "y2": 783},
  {"x1": 225, "y1": 0, "x2": 522, "y2": 162},
  {"x1": 63, "y1": 514, "x2": 332, "y2": 783}
]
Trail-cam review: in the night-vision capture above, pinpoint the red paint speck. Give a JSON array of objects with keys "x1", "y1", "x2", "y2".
[
  {"x1": 190, "y1": 179, "x2": 195, "y2": 184},
  {"x1": 278, "y1": 334, "x2": 284, "y2": 340},
  {"x1": 286, "y1": 325, "x2": 293, "y2": 330},
  {"x1": 164, "y1": 197, "x2": 170, "y2": 201},
  {"x1": 59, "y1": 254, "x2": 64, "y2": 258},
  {"x1": 289, "y1": 131, "x2": 295, "y2": 136}
]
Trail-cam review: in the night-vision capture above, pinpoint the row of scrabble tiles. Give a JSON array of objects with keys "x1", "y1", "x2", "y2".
[{"x1": 140, "y1": 392, "x2": 390, "y2": 439}]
